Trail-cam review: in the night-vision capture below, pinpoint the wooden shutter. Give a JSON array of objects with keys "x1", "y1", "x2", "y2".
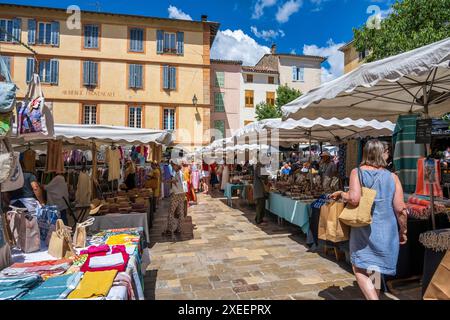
[
  {"x1": 26, "y1": 58, "x2": 34, "y2": 83},
  {"x1": 51, "y1": 21, "x2": 59, "y2": 46},
  {"x1": 156, "y1": 30, "x2": 164, "y2": 53},
  {"x1": 50, "y1": 59, "x2": 59, "y2": 84},
  {"x1": 91, "y1": 61, "x2": 98, "y2": 85},
  {"x1": 136, "y1": 65, "x2": 143, "y2": 88},
  {"x1": 27, "y1": 19, "x2": 36, "y2": 44},
  {"x1": 12, "y1": 18, "x2": 21, "y2": 42},
  {"x1": 163, "y1": 65, "x2": 169, "y2": 89},
  {"x1": 83, "y1": 61, "x2": 90, "y2": 85},
  {"x1": 176, "y1": 31, "x2": 184, "y2": 55},
  {"x1": 129, "y1": 64, "x2": 135, "y2": 88},
  {"x1": 292, "y1": 66, "x2": 297, "y2": 81},
  {"x1": 299, "y1": 67, "x2": 305, "y2": 81},
  {"x1": 169, "y1": 67, "x2": 176, "y2": 89}
]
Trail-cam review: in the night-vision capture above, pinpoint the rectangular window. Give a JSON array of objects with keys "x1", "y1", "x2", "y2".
[
  {"x1": 246, "y1": 74, "x2": 253, "y2": 83},
  {"x1": 128, "y1": 106, "x2": 142, "y2": 128},
  {"x1": 215, "y1": 71, "x2": 224, "y2": 87},
  {"x1": 25, "y1": 58, "x2": 58, "y2": 84},
  {"x1": 214, "y1": 92, "x2": 225, "y2": 112},
  {"x1": 84, "y1": 24, "x2": 99, "y2": 49},
  {"x1": 0, "y1": 18, "x2": 21, "y2": 43},
  {"x1": 162, "y1": 65, "x2": 176, "y2": 90},
  {"x1": 245, "y1": 90, "x2": 254, "y2": 108},
  {"x1": 268, "y1": 76, "x2": 274, "y2": 84},
  {"x1": 129, "y1": 28, "x2": 144, "y2": 52},
  {"x1": 292, "y1": 66, "x2": 304, "y2": 82},
  {"x1": 0, "y1": 56, "x2": 11, "y2": 79},
  {"x1": 83, "y1": 61, "x2": 98, "y2": 87},
  {"x1": 157, "y1": 30, "x2": 184, "y2": 55},
  {"x1": 37, "y1": 22, "x2": 51, "y2": 45},
  {"x1": 266, "y1": 92, "x2": 275, "y2": 105},
  {"x1": 83, "y1": 105, "x2": 97, "y2": 124},
  {"x1": 163, "y1": 108, "x2": 175, "y2": 131},
  {"x1": 214, "y1": 120, "x2": 225, "y2": 138},
  {"x1": 359, "y1": 49, "x2": 370, "y2": 61},
  {"x1": 128, "y1": 64, "x2": 143, "y2": 89}
]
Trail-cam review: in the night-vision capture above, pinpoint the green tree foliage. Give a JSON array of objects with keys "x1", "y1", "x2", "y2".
[
  {"x1": 354, "y1": 0, "x2": 450, "y2": 62},
  {"x1": 275, "y1": 84, "x2": 302, "y2": 113},
  {"x1": 255, "y1": 102, "x2": 280, "y2": 120}
]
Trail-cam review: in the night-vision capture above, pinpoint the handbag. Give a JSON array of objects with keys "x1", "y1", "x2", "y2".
[
  {"x1": 423, "y1": 251, "x2": 450, "y2": 300},
  {"x1": 318, "y1": 201, "x2": 349, "y2": 243},
  {"x1": 17, "y1": 74, "x2": 53, "y2": 139},
  {"x1": 8, "y1": 208, "x2": 41, "y2": 254},
  {"x1": 48, "y1": 219, "x2": 75, "y2": 259},
  {"x1": 72, "y1": 217, "x2": 95, "y2": 248},
  {"x1": 0, "y1": 56, "x2": 17, "y2": 114},
  {"x1": 1, "y1": 152, "x2": 24, "y2": 192},
  {"x1": 0, "y1": 138, "x2": 16, "y2": 184},
  {"x1": 339, "y1": 168, "x2": 377, "y2": 227}
]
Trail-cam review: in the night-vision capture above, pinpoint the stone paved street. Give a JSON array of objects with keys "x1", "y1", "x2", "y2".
[{"x1": 144, "y1": 193, "x2": 421, "y2": 300}]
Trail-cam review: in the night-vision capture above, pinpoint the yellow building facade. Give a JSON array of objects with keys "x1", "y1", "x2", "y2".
[
  {"x1": 339, "y1": 40, "x2": 368, "y2": 74},
  {"x1": 0, "y1": 4, "x2": 219, "y2": 149}
]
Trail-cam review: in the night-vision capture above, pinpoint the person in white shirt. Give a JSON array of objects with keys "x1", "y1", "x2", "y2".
[{"x1": 162, "y1": 162, "x2": 186, "y2": 236}]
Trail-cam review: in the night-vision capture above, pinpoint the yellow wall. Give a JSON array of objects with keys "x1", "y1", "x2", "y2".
[
  {"x1": 0, "y1": 4, "x2": 213, "y2": 147},
  {"x1": 342, "y1": 44, "x2": 362, "y2": 74}
]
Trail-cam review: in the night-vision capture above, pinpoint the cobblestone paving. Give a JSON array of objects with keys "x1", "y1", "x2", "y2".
[{"x1": 144, "y1": 193, "x2": 421, "y2": 300}]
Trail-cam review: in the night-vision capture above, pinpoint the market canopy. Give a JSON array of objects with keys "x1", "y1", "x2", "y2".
[
  {"x1": 232, "y1": 117, "x2": 395, "y2": 145},
  {"x1": 12, "y1": 124, "x2": 173, "y2": 146},
  {"x1": 282, "y1": 38, "x2": 450, "y2": 122}
]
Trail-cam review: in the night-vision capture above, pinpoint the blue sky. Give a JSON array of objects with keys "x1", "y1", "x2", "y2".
[{"x1": 2, "y1": 0, "x2": 395, "y2": 81}]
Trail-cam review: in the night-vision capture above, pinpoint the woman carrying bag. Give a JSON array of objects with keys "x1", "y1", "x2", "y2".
[{"x1": 331, "y1": 139, "x2": 408, "y2": 300}]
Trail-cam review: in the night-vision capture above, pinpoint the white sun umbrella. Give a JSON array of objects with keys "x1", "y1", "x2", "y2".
[{"x1": 282, "y1": 38, "x2": 450, "y2": 122}]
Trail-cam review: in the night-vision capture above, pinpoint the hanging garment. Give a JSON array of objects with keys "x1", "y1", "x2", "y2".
[
  {"x1": 345, "y1": 140, "x2": 359, "y2": 178},
  {"x1": 415, "y1": 158, "x2": 443, "y2": 197},
  {"x1": 22, "y1": 149, "x2": 36, "y2": 173},
  {"x1": 46, "y1": 140, "x2": 64, "y2": 174},
  {"x1": 338, "y1": 143, "x2": 347, "y2": 179},
  {"x1": 106, "y1": 148, "x2": 121, "y2": 182},
  {"x1": 75, "y1": 171, "x2": 91, "y2": 206},
  {"x1": 67, "y1": 270, "x2": 117, "y2": 299},
  {"x1": 220, "y1": 165, "x2": 230, "y2": 190},
  {"x1": 191, "y1": 164, "x2": 200, "y2": 190},
  {"x1": 392, "y1": 114, "x2": 425, "y2": 193}
]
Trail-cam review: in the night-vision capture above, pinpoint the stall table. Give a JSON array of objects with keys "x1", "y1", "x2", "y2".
[
  {"x1": 266, "y1": 192, "x2": 311, "y2": 234},
  {"x1": 89, "y1": 213, "x2": 150, "y2": 244},
  {"x1": 224, "y1": 183, "x2": 245, "y2": 207}
]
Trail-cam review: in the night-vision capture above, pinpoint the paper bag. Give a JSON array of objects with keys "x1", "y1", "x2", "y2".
[
  {"x1": 48, "y1": 219, "x2": 75, "y2": 259},
  {"x1": 423, "y1": 251, "x2": 450, "y2": 300},
  {"x1": 319, "y1": 201, "x2": 349, "y2": 243}
]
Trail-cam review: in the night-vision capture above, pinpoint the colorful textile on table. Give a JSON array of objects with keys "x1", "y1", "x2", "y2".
[
  {"x1": 1, "y1": 259, "x2": 72, "y2": 280},
  {"x1": 113, "y1": 272, "x2": 135, "y2": 300},
  {"x1": 0, "y1": 274, "x2": 42, "y2": 300},
  {"x1": 106, "y1": 234, "x2": 140, "y2": 246},
  {"x1": 19, "y1": 272, "x2": 83, "y2": 300},
  {"x1": 311, "y1": 194, "x2": 330, "y2": 209},
  {"x1": 80, "y1": 245, "x2": 129, "y2": 273},
  {"x1": 68, "y1": 270, "x2": 117, "y2": 299},
  {"x1": 415, "y1": 158, "x2": 443, "y2": 197},
  {"x1": 392, "y1": 114, "x2": 425, "y2": 193}
]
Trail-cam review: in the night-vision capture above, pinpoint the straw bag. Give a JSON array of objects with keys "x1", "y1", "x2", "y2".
[
  {"x1": 423, "y1": 251, "x2": 450, "y2": 300},
  {"x1": 48, "y1": 219, "x2": 75, "y2": 259},
  {"x1": 0, "y1": 138, "x2": 16, "y2": 184},
  {"x1": 339, "y1": 168, "x2": 377, "y2": 228},
  {"x1": 73, "y1": 218, "x2": 95, "y2": 248},
  {"x1": 318, "y1": 201, "x2": 349, "y2": 243}
]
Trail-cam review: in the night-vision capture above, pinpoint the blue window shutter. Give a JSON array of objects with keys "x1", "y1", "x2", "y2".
[
  {"x1": 170, "y1": 67, "x2": 176, "y2": 90},
  {"x1": 92, "y1": 25, "x2": 98, "y2": 48},
  {"x1": 163, "y1": 65, "x2": 169, "y2": 89},
  {"x1": 292, "y1": 66, "x2": 297, "y2": 81},
  {"x1": 26, "y1": 58, "x2": 34, "y2": 83},
  {"x1": 130, "y1": 28, "x2": 136, "y2": 51},
  {"x1": 12, "y1": 18, "x2": 21, "y2": 42},
  {"x1": 136, "y1": 65, "x2": 143, "y2": 88},
  {"x1": 83, "y1": 61, "x2": 90, "y2": 85},
  {"x1": 137, "y1": 29, "x2": 143, "y2": 52},
  {"x1": 156, "y1": 30, "x2": 163, "y2": 53},
  {"x1": 299, "y1": 67, "x2": 304, "y2": 81},
  {"x1": 129, "y1": 64, "x2": 135, "y2": 88},
  {"x1": 38, "y1": 61, "x2": 45, "y2": 81},
  {"x1": 51, "y1": 21, "x2": 60, "y2": 46},
  {"x1": 6, "y1": 20, "x2": 13, "y2": 42},
  {"x1": 45, "y1": 23, "x2": 51, "y2": 45},
  {"x1": 84, "y1": 25, "x2": 91, "y2": 47},
  {"x1": 38, "y1": 22, "x2": 45, "y2": 44},
  {"x1": 27, "y1": 19, "x2": 36, "y2": 44},
  {"x1": 176, "y1": 32, "x2": 184, "y2": 55},
  {"x1": 91, "y1": 62, "x2": 98, "y2": 85},
  {"x1": 50, "y1": 59, "x2": 59, "y2": 84}
]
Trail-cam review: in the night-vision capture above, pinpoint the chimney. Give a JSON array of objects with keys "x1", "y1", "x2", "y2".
[
  {"x1": 271, "y1": 44, "x2": 276, "y2": 54},
  {"x1": 201, "y1": 15, "x2": 208, "y2": 22}
]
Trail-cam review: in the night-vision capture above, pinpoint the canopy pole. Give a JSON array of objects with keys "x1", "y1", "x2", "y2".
[
  {"x1": 308, "y1": 129, "x2": 313, "y2": 192},
  {"x1": 91, "y1": 140, "x2": 97, "y2": 200}
]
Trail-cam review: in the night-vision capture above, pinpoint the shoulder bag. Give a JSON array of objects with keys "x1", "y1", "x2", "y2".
[
  {"x1": 0, "y1": 56, "x2": 17, "y2": 114},
  {"x1": 339, "y1": 168, "x2": 377, "y2": 228},
  {"x1": 1, "y1": 151, "x2": 24, "y2": 192},
  {"x1": 0, "y1": 138, "x2": 16, "y2": 184}
]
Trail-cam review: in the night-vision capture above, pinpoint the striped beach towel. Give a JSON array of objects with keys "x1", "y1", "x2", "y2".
[{"x1": 393, "y1": 114, "x2": 425, "y2": 193}]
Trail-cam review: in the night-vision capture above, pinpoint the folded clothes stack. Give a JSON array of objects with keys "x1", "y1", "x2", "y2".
[
  {"x1": 406, "y1": 196, "x2": 449, "y2": 220},
  {"x1": 80, "y1": 245, "x2": 129, "y2": 273},
  {"x1": 68, "y1": 270, "x2": 118, "y2": 299},
  {"x1": 1, "y1": 259, "x2": 73, "y2": 280},
  {"x1": 20, "y1": 272, "x2": 83, "y2": 300},
  {"x1": 0, "y1": 274, "x2": 42, "y2": 300}
]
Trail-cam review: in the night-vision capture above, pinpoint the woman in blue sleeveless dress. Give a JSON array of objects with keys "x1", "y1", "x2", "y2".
[{"x1": 332, "y1": 140, "x2": 408, "y2": 300}]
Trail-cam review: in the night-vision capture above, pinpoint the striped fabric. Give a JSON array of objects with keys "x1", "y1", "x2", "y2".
[{"x1": 392, "y1": 114, "x2": 425, "y2": 193}]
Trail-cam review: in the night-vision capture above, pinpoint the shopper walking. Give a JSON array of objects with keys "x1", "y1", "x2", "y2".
[
  {"x1": 331, "y1": 139, "x2": 408, "y2": 300},
  {"x1": 162, "y1": 162, "x2": 186, "y2": 236},
  {"x1": 253, "y1": 162, "x2": 267, "y2": 225},
  {"x1": 201, "y1": 161, "x2": 210, "y2": 195}
]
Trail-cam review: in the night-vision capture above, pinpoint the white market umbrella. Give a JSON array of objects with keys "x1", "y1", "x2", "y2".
[{"x1": 282, "y1": 38, "x2": 450, "y2": 122}]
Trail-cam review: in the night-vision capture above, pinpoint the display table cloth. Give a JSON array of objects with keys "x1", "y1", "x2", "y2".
[
  {"x1": 224, "y1": 183, "x2": 245, "y2": 207},
  {"x1": 89, "y1": 213, "x2": 150, "y2": 244},
  {"x1": 266, "y1": 192, "x2": 311, "y2": 234}
]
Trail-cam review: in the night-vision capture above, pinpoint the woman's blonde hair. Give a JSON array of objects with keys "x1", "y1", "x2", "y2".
[{"x1": 360, "y1": 139, "x2": 387, "y2": 168}]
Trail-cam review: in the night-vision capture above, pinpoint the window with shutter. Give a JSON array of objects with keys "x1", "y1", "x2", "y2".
[
  {"x1": 0, "y1": 56, "x2": 12, "y2": 79},
  {"x1": 37, "y1": 22, "x2": 52, "y2": 45},
  {"x1": 169, "y1": 67, "x2": 176, "y2": 90},
  {"x1": 0, "y1": 19, "x2": 14, "y2": 42},
  {"x1": 26, "y1": 57, "x2": 34, "y2": 83},
  {"x1": 83, "y1": 61, "x2": 98, "y2": 87},
  {"x1": 176, "y1": 32, "x2": 184, "y2": 55},
  {"x1": 156, "y1": 30, "x2": 164, "y2": 53},
  {"x1": 245, "y1": 90, "x2": 254, "y2": 108},
  {"x1": 129, "y1": 64, "x2": 143, "y2": 89},
  {"x1": 12, "y1": 18, "x2": 21, "y2": 42},
  {"x1": 50, "y1": 59, "x2": 59, "y2": 84},
  {"x1": 50, "y1": 21, "x2": 60, "y2": 46},
  {"x1": 129, "y1": 28, "x2": 144, "y2": 52},
  {"x1": 28, "y1": 19, "x2": 36, "y2": 44},
  {"x1": 162, "y1": 66, "x2": 176, "y2": 90},
  {"x1": 215, "y1": 71, "x2": 224, "y2": 87},
  {"x1": 214, "y1": 93, "x2": 225, "y2": 112},
  {"x1": 266, "y1": 92, "x2": 275, "y2": 105},
  {"x1": 246, "y1": 74, "x2": 253, "y2": 83},
  {"x1": 163, "y1": 108, "x2": 175, "y2": 131},
  {"x1": 84, "y1": 24, "x2": 99, "y2": 48},
  {"x1": 163, "y1": 65, "x2": 169, "y2": 89}
]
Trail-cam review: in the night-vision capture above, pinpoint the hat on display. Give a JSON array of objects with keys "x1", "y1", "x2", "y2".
[{"x1": 89, "y1": 199, "x2": 105, "y2": 215}]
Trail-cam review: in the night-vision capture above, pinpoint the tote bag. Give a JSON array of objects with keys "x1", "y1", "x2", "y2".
[
  {"x1": 339, "y1": 168, "x2": 377, "y2": 228},
  {"x1": 0, "y1": 138, "x2": 16, "y2": 184},
  {"x1": 1, "y1": 152, "x2": 24, "y2": 192},
  {"x1": 0, "y1": 56, "x2": 17, "y2": 114},
  {"x1": 48, "y1": 219, "x2": 75, "y2": 259},
  {"x1": 318, "y1": 201, "x2": 349, "y2": 243}
]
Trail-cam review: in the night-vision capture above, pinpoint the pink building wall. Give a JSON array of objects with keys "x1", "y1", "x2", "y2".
[{"x1": 210, "y1": 61, "x2": 242, "y2": 138}]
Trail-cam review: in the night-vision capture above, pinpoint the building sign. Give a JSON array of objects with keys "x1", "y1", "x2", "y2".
[
  {"x1": 62, "y1": 89, "x2": 116, "y2": 98},
  {"x1": 415, "y1": 119, "x2": 432, "y2": 144}
]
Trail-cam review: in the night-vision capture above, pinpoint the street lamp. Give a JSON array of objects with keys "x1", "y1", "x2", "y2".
[{"x1": 192, "y1": 94, "x2": 198, "y2": 107}]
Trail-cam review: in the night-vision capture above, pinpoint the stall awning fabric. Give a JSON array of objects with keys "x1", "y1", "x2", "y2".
[
  {"x1": 282, "y1": 38, "x2": 450, "y2": 122},
  {"x1": 232, "y1": 117, "x2": 395, "y2": 145},
  {"x1": 14, "y1": 124, "x2": 173, "y2": 146}
]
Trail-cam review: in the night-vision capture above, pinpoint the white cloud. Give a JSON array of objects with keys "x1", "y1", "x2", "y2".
[
  {"x1": 250, "y1": 26, "x2": 285, "y2": 41},
  {"x1": 252, "y1": 0, "x2": 278, "y2": 19},
  {"x1": 168, "y1": 5, "x2": 192, "y2": 20},
  {"x1": 303, "y1": 39, "x2": 345, "y2": 83},
  {"x1": 290, "y1": 48, "x2": 297, "y2": 54},
  {"x1": 276, "y1": 0, "x2": 303, "y2": 23},
  {"x1": 211, "y1": 29, "x2": 270, "y2": 66}
]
